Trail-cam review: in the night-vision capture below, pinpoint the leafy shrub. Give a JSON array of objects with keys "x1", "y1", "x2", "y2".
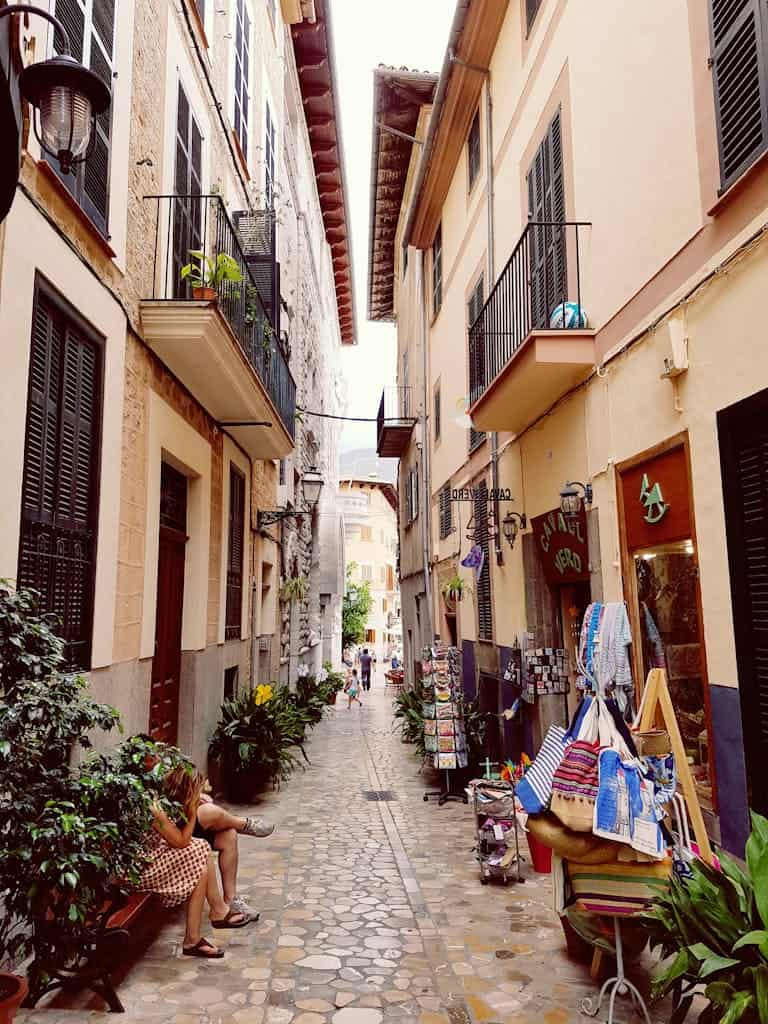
[
  {"x1": 0, "y1": 580, "x2": 64, "y2": 695},
  {"x1": 393, "y1": 681, "x2": 427, "y2": 757},
  {"x1": 641, "y1": 811, "x2": 768, "y2": 1023}
]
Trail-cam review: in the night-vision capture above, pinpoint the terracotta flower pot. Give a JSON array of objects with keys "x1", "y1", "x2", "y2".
[
  {"x1": 0, "y1": 973, "x2": 28, "y2": 1024},
  {"x1": 192, "y1": 286, "x2": 217, "y2": 301}
]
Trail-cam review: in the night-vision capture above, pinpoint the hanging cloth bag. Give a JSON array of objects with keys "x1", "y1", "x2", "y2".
[
  {"x1": 516, "y1": 697, "x2": 593, "y2": 815},
  {"x1": 549, "y1": 697, "x2": 603, "y2": 832}
]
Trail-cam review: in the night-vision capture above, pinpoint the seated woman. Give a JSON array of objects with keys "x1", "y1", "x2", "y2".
[{"x1": 136, "y1": 766, "x2": 252, "y2": 958}]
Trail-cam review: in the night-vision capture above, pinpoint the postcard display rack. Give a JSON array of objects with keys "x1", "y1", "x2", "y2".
[{"x1": 421, "y1": 644, "x2": 469, "y2": 805}]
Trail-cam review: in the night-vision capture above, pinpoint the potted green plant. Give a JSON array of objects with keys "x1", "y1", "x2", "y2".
[
  {"x1": 180, "y1": 250, "x2": 243, "y2": 301},
  {"x1": 320, "y1": 662, "x2": 345, "y2": 705},
  {"x1": 281, "y1": 576, "x2": 308, "y2": 604},
  {"x1": 641, "y1": 811, "x2": 768, "y2": 1023},
  {"x1": 442, "y1": 574, "x2": 470, "y2": 612}
]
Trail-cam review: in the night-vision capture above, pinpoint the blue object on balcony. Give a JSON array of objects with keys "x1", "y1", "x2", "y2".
[{"x1": 550, "y1": 302, "x2": 588, "y2": 330}]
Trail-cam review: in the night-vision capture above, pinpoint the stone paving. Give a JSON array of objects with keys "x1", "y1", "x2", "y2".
[{"x1": 17, "y1": 670, "x2": 672, "y2": 1023}]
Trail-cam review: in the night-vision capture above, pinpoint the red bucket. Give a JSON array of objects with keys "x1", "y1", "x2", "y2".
[{"x1": 527, "y1": 831, "x2": 552, "y2": 873}]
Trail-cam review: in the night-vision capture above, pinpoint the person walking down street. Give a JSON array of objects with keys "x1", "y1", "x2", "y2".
[
  {"x1": 360, "y1": 647, "x2": 373, "y2": 692},
  {"x1": 344, "y1": 669, "x2": 363, "y2": 709}
]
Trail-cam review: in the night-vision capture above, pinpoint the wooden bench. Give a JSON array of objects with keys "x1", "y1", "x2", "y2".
[{"x1": 25, "y1": 891, "x2": 155, "y2": 1013}]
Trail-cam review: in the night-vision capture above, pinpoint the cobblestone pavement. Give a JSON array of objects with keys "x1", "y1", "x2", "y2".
[{"x1": 18, "y1": 672, "x2": 670, "y2": 1023}]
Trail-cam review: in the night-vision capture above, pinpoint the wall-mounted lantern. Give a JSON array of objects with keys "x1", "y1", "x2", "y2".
[
  {"x1": 501, "y1": 511, "x2": 527, "y2": 550},
  {"x1": 559, "y1": 480, "x2": 593, "y2": 518}
]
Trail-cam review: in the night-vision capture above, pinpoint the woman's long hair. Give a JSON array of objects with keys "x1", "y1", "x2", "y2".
[{"x1": 163, "y1": 765, "x2": 206, "y2": 820}]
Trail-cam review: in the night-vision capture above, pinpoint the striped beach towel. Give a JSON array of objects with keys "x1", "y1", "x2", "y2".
[
  {"x1": 567, "y1": 857, "x2": 672, "y2": 916},
  {"x1": 550, "y1": 740, "x2": 600, "y2": 832}
]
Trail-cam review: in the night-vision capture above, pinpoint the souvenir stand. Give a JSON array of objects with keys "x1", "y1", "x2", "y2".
[
  {"x1": 421, "y1": 644, "x2": 468, "y2": 805},
  {"x1": 469, "y1": 776, "x2": 524, "y2": 885},
  {"x1": 517, "y1": 634, "x2": 711, "y2": 1024}
]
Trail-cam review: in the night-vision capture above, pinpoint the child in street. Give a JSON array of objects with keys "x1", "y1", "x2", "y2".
[{"x1": 344, "y1": 669, "x2": 362, "y2": 709}]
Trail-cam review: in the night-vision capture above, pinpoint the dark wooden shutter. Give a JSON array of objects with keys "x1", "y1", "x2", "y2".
[
  {"x1": 709, "y1": 0, "x2": 768, "y2": 191},
  {"x1": 719, "y1": 391, "x2": 768, "y2": 814},
  {"x1": 468, "y1": 275, "x2": 486, "y2": 452},
  {"x1": 225, "y1": 466, "x2": 245, "y2": 640},
  {"x1": 432, "y1": 225, "x2": 442, "y2": 314},
  {"x1": 18, "y1": 286, "x2": 101, "y2": 670},
  {"x1": 53, "y1": 0, "x2": 115, "y2": 234},
  {"x1": 528, "y1": 108, "x2": 566, "y2": 329},
  {"x1": 439, "y1": 484, "x2": 452, "y2": 539},
  {"x1": 173, "y1": 83, "x2": 203, "y2": 298},
  {"x1": 468, "y1": 109, "x2": 481, "y2": 188},
  {"x1": 474, "y1": 480, "x2": 493, "y2": 641},
  {"x1": 434, "y1": 382, "x2": 441, "y2": 442}
]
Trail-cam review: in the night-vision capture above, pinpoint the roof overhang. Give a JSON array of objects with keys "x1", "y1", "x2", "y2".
[
  {"x1": 405, "y1": 0, "x2": 509, "y2": 250},
  {"x1": 291, "y1": 0, "x2": 357, "y2": 344},
  {"x1": 368, "y1": 66, "x2": 438, "y2": 322}
]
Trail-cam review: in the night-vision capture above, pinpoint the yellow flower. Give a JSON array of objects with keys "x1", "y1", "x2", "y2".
[{"x1": 254, "y1": 683, "x2": 273, "y2": 706}]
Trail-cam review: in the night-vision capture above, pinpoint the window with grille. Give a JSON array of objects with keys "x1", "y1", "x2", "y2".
[
  {"x1": 468, "y1": 275, "x2": 486, "y2": 453},
  {"x1": 439, "y1": 484, "x2": 453, "y2": 539},
  {"x1": 473, "y1": 480, "x2": 493, "y2": 641},
  {"x1": 431, "y1": 224, "x2": 443, "y2": 315},
  {"x1": 527, "y1": 108, "x2": 566, "y2": 330},
  {"x1": 361, "y1": 564, "x2": 373, "y2": 581},
  {"x1": 52, "y1": 0, "x2": 116, "y2": 235},
  {"x1": 468, "y1": 109, "x2": 481, "y2": 189},
  {"x1": 173, "y1": 83, "x2": 203, "y2": 298},
  {"x1": 225, "y1": 466, "x2": 245, "y2": 640},
  {"x1": 526, "y1": 0, "x2": 543, "y2": 33},
  {"x1": 18, "y1": 280, "x2": 103, "y2": 670},
  {"x1": 265, "y1": 101, "x2": 276, "y2": 206},
  {"x1": 405, "y1": 466, "x2": 420, "y2": 524},
  {"x1": 278, "y1": 458, "x2": 286, "y2": 485},
  {"x1": 434, "y1": 381, "x2": 441, "y2": 443},
  {"x1": 233, "y1": 0, "x2": 251, "y2": 161},
  {"x1": 709, "y1": 0, "x2": 768, "y2": 191}
]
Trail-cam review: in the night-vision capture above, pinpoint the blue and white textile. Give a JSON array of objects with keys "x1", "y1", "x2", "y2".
[{"x1": 593, "y1": 748, "x2": 664, "y2": 859}]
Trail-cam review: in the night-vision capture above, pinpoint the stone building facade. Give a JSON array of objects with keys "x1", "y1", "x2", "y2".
[{"x1": 0, "y1": 0, "x2": 353, "y2": 767}]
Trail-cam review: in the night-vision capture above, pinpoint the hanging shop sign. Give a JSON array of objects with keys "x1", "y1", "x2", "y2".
[
  {"x1": 531, "y1": 507, "x2": 590, "y2": 585},
  {"x1": 620, "y1": 445, "x2": 691, "y2": 551}
]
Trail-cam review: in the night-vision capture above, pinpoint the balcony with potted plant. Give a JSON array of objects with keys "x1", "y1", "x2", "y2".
[{"x1": 140, "y1": 194, "x2": 296, "y2": 459}]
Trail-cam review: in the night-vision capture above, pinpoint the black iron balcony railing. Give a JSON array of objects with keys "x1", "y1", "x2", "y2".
[
  {"x1": 376, "y1": 386, "x2": 413, "y2": 437},
  {"x1": 145, "y1": 194, "x2": 295, "y2": 440},
  {"x1": 468, "y1": 220, "x2": 590, "y2": 406}
]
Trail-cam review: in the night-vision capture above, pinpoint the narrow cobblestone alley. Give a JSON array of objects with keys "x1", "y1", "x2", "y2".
[{"x1": 18, "y1": 674, "x2": 668, "y2": 1024}]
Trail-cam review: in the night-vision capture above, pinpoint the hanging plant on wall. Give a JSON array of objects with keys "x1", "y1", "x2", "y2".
[
  {"x1": 442, "y1": 574, "x2": 471, "y2": 608},
  {"x1": 281, "y1": 576, "x2": 308, "y2": 604}
]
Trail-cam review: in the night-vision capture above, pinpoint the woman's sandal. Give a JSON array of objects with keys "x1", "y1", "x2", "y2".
[
  {"x1": 210, "y1": 908, "x2": 252, "y2": 929},
  {"x1": 182, "y1": 937, "x2": 224, "y2": 958}
]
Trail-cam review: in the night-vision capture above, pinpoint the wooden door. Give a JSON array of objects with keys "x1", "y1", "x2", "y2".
[
  {"x1": 150, "y1": 464, "x2": 188, "y2": 744},
  {"x1": 719, "y1": 391, "x2": 768, "y2": 815}
]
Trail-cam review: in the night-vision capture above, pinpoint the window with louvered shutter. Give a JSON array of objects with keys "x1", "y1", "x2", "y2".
[
  {"x1": 432, "y1": 225, "x2": 442, "y2": 315},
  {"x1": 18, "y1": 283, "x2": 102, "y2": 670},
  {"x1": 468, "y1": 275, "x2": 486, "y2": 453},
  {"x1": 225, "y1": 466, "x2": 245, "y2": 641},
  {"x1": 527, "y1": 108, "x2": 567, "y2": 330},
  {"x1": 234, "y1": 0, "x2": 251, "y2": 162},
  {"x1": 434, "y1": 382, "x2": 441, "y2": 442},
  {"x1": 52, "y1": 0, "x2": 115, "y2": 235},
  {"x1": 473, "y1": 480, "x2": 493, "y2": 641},
  {"x1": 439, "y1": 484, "x2": 452, "y2": 539},
  {"x1": 709, "y1": 0, "x2": 768, "y2": 191},
  {"x1": 173, "y1": 83, "x2": 203, "y2": 298},
  {"x1": 468, "y1": 109, "x2": 481, "y2": 189}
]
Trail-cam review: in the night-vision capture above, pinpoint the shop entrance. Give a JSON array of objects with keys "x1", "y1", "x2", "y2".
[
  {"x1": 618, "y1": 437, "x2": 714, "y2": 810},
  {"x1": 719, "y1": 389, "x2": 768, "y2": 816},
  {"x1": 150, "y1": 462, "x2": 188, "y2": 745}
]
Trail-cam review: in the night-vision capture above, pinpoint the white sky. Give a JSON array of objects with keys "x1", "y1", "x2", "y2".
[{"x1": 331, "y1": 0, "x2": 454, "y2": 453}]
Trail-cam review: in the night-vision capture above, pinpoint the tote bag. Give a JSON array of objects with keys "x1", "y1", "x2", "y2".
[
  {"x1": 516, "y1": 696, "x2": 594, "y2": 815},
  {"x1": 549, "y1": 697, "x2": 606, "y2": 832}
]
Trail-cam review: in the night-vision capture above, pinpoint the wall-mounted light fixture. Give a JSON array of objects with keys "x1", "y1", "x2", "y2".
[
  {"x1": 559, "y1": 480, "x2": 593, "y2": 518},
  {"x1": 258, "y1": 465, "x2": 323, "y2": 528},
  {"x1": 501, "y1": 511, "x2": 527, "y2": 550}
]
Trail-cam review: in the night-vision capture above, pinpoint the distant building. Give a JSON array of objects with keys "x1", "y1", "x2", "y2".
[{"x1": 339, "y1": 479, "x2": 400, "y2": 664}]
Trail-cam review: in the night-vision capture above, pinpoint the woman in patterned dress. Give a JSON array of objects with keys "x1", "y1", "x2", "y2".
[{"x1": 137, "y1": 768, "x2": 250, "y2": 958}]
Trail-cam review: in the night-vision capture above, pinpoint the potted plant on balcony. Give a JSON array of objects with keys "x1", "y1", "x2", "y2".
[
  {"x1": 442, "y1": 574, "x2": 470, "y2": 613},
  {"x1": 180, "y1": 250, "x2": 243, "y2": 301}
]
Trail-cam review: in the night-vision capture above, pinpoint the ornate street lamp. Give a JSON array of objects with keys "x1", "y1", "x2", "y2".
[
  {"x1": 258, "y1": 466, "x2": 324, "y2": 528},
  {"x1": 0, "y1": 3, "x2": 110, "y2": 207},
  {"x1": 501, "y1": 511, "x2": 527, "y2": 550},
  {"x1": 560, "y1": 480, "x2": 593, "y2": 518}
]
